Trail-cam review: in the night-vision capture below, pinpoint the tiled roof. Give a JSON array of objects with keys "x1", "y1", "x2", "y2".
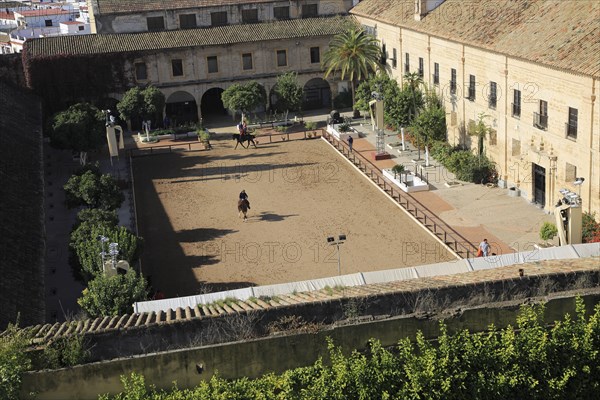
[
  {"x1": 17, "y1": 9, "x2": 72, "y2": 17},
  {"x1": 94, "y1": 0, "x2": 275, "y2": 15},
  {"x1": 351, "y1": 0, "x2": 600, "y2": 78},
  {"x1": 24, "y1": 16, "x2": 352, "y2": 58}
]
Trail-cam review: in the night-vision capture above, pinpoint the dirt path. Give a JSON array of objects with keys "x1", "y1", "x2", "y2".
[{"x1": 133, "y1": 135, "x2": 454, "y2": 297}]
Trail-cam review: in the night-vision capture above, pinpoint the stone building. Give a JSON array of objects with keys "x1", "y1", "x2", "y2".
[{"x1": 351, "y1": 0, "x2": 600, "y2": 216}]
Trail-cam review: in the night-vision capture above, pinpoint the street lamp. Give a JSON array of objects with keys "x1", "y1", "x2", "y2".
[
  {"x1": 102, "y1": 109, "x2": 111, "y2": 127},
  {"x1": 98, "y1": 235, "x2": 119, "y2": 274},
  {"x1": 573, "y1": 177, "x2": 585, "y2": 197},
  {"x1": 327, "y1": 234, "x2": 346, "y2": 276}
]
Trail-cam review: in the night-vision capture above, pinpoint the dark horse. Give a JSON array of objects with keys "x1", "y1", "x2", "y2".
[
  {"x1": 232, "y1": 133, "x2": 257, "y2": 149},
  {"x1": 238, "y1": 198, "x2": 250, "y2": 221}
]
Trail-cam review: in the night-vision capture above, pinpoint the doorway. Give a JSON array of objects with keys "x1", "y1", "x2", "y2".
[{"x1": 533, "y1": 164, "x2": 546, "y2": 207}]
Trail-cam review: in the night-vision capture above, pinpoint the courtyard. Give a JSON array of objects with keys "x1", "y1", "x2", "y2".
[{"x1": 133, "y1": 134, "x2": 454, "y2": 297}]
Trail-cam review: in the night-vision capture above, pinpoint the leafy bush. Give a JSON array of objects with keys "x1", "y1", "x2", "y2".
[
  {"x1": 64, "y1": 169, "x2": 124, "y2": 210},
  {"x1": 149, "y1": 129, "x2": 175, "y2": 136},
  {"x1": 75, "y1": 208, "x2": 119, "y2": 228},
  {"x1": 0, "y1": 324, "x2": 31, "y2": 400},
  {"x1": 540, "y1": 222, "x2": 558, "y2": 242},
  {"x1": 333, "y1": 90, "x2": 352, "y2": 109},
  {"x1": 41, "y1": 335, "x2": 90, "y2": 369},
  {"x1": 78, "y1": 269, "x2": 148, "y2": 318},
  {"x1": 431, "y1": 143, "x2": 497, "y2": 184},
  {"x1": 49, "y1": 103, "x2": 105, "y2": 153},
  {"x1": 582, "y1": 212, "x2": 600, "y2": 243},
  {"x1": 430, "y1": 141, "x2": 454, "y2": 165},
  {"x1": 304, "y1": 121, "x2": 317, "y2": 131},
  {"x1": 103, "y1": 298, "x2": 600, "y2": 400}
]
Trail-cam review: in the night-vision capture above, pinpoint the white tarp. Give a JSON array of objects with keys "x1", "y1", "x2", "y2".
[
  {"x1": 252, "y1": 281, "x2": 317, "y2": 298},
  {"x1": 572, "y1": 243, "x2": 600, "y2": 258},
  {"x1": 362, "y1": 267, "x2": 418, "y2": 284},
  {"x1": 415, "y1": 260, "x2": 470, "y2": 277},
  {"x1": 133, "y1": 244, "x2": 600, "y2": 314}
]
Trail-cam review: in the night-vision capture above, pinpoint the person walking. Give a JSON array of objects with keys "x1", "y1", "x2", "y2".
[
  {"x1": 478, "y1": 239, "x2": 490, "y2": 257},
  {"x1": 348, "y1": 135, "x2": 354, "y2": 153}
]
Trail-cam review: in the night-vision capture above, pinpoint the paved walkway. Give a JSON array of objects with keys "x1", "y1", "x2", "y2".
[{"x1": 332, "y1": 112, "x2": 555, "y2": 256}]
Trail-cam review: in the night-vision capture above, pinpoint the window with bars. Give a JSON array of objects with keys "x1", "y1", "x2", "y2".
[
  {"x1": 512, "y1": 89, "x2": 521, "y2": 117},
  {"x1": 242, "y1": 53, "x2": 253, "y2": 71},
  {"x1": 310, "y1": 47, "x2": 320, "y2": 64},
  {"x1": 404, "y1": 53, "x2": 410, "y2": 73},
  {"x1": 302, "y1": 4, "x2": 318, "y2": 18},
  {"x1": 274, "y1": 6, "x2": 290, "y2": 20},
  {"x1": 467, "y1": 75, "x2": 476, "y2": 101},
  {"x1": 146, "y1": 16, "x2": 164, "y2": 31},
  {"x1": 488, "y1": 81, "x2": 497, "y2": 109},
  {"x1": 134, "y1": 62, "x2": 147, "y2": 81},
  {"x1": 171, "y1": 59, "x2": 183, "y2": 76},
  {"x1": 211, "y1": 11, "x2": 227, "y2": 26},
  {"x1": 433, "y1": 62, "x2": 439, "y2": 85},
  {"x1": 450, "y1": 68, "x2": 456, "y2": 94},
  {"x1": 566, "y1": 107, "x2": 578, "y2": 139},
  {"x1": 392, "y1": 48, "x2": 397, "y2": 69},
  {"x1": 207, "y1": 56, "x2": 218, "y2": 73},
  {"x1": 276, "y1": 50, "x2": 287, "y2": 67},
  {"x1": 241, "y1": 9, "x2": 258, "y2": 23},
  {"x1": 179, "y1": 14, "x2": 196, "y2": 29},
  {"x1": 418, "y1": 57, "x2": 424, "y2": 78},
  {"x1": 534, "y1": 100, "x2": 548, "y2": 130}
]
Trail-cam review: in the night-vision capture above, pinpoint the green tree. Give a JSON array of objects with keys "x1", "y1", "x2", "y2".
[
  {"x1": 410, "y1": 103, "x2": 447, "y2": 145},
  {"x1": 0, "y1": 324, "x2": 31, "y2": 400},
  {"x1": 70, "y1": 222, "x2": 143, "y2": 281},
  {"x1": 322, "y1": 26, "x2": 382, "y2": 115},
  {"x1": 117, "y1": 85, "x2": 165, "y2": 127},
  {"x1": 63, "y1": 169, "x2": 124, "y2": 210},
  {"x1": 539, "y1": 222, "x2": 558, "y2": 242},
  {"x1": 221, "y1": 81, "x2": 266, "y2": 121},
  {"x1": 78, "y1": 269, "x2": 148, "y2": 317},
  {"x1": 49, "y1": 103, "x2": 105, "y2": 153},
  {"x1": 469, "y1": 112, "x2": 494, "y2": 157},
  {"x1": 274, "y1": 72, "x2": 304, "y2": 124},
  {"x1": 75, "y1": 208, "x2": 119, "y2": 228}
]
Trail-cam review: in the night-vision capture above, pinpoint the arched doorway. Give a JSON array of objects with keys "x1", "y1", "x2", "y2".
[
  {"x1": 303, "y1": 78, "x2": 331, "y2": 110},
  {"x1": 201, "y1": 87, "x2": 226, "y2": 119},
  {"x1": 166, "y1": 91, "x2": 198, "y2": 126}
]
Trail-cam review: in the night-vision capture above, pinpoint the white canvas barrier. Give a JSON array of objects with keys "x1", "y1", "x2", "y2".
[
  {"x1": 133, "y1": 244, "x2": 600, "y2": 314},
  {"x1": 362, "y1": 267, "x2": 419, "y2": 284},
  {"x1": 572, "y1": 243, "x2": 600, "y2": 258},
  {"x1": 414, "y1": 260, "x2": 470, "y2": 277}
]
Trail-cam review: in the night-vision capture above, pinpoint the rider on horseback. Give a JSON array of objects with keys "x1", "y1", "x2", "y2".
[{"x1": 239, "y1": 190, "x2": 250, "y2": 209}]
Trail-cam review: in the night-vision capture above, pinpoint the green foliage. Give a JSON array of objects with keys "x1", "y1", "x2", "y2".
[
  {"x1": 70, "y1": 221, "x2": 143, "y2": 281},
  {"x1": 76, "y1": 208, "x2": 119, "y2": 228},
  {"x1": 411, "y1": 104, "x2": 447, "y2": 144},
  {"x1": 582, "y1": 212, "x2": 600, "y2": 243},
  {"x1": 391, "y1": 164, "x2": 405, "y2": 178},
  {"x1": 304, "y1": 121, "x2": 318, "y2": 131},
  {"x1": 49, "y1": 102, "x2": 105, "y2": 152},
  {"x1": 117, "y1": 85, "x2": 165, "y2": 122},
  {"x1": 274, "y1": 72, "x2": 304, "y2": 115},
  {"x1": 78, "y1": 269, "x2": 148, "y2": 318},
  {"x1": 540, "y1": 222, "x2": 558, "y2": 242},
  {"x1": 469, "y1": 112, "x2": 494, "y2": 156},
  {"x1": 0, "y1": 324, "x2": 31, "y2": 400},
  {"x1": 197, "y1": 130, "x2": 211, "y2": 143},
  {"x1": 429, "y1": 141, "x2": 497, "y2": 184},
  {"x1": 41, "y1": 335, "x2": 90, "y2": 369},
  {"x1": 63, "y1": 169, "x2": 124, "y2": 210},
  {"x1": 221, "y1": 81, "x2": 266, "y2": 116},
  {"x1": 104, "y1": 299, "x2": 600, "y2": 400},
  {"x1": 333, "y1": 90, "x2": 353, "y2": 109},
  {"x1": 322, "y1": 26, "x2": 382, "y2": 108}
]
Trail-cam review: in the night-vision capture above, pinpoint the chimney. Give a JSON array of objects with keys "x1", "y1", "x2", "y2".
[{"x1": 414, "y1": 0, "x2": 427, "y2": 21}]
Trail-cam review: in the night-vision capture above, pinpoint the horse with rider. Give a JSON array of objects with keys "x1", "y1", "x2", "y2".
[
  {"x1": 238, "y1": 190, "x2": 251, "y2": 221},
  {"x1": 233, "y1": 120, "x2": 257, "y2": 149}
]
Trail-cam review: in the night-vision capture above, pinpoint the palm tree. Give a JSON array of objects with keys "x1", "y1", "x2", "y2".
[
  {"x1": 470, "y1": 112, "x2": 493, "y2": 157},
  {"x1": 322, "y1": 26, "x2": 382, "y2": 116},
  {"x1": 404, "y1": 72, "x2": 425, "y2": 159}
]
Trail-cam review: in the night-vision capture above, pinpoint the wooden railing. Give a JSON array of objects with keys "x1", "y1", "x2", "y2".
[{"x1": 321, "y1": 130, "x2": 477, "y2": 259}]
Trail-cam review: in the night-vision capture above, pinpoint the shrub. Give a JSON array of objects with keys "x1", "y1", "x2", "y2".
[
  {"x1": 304, "y1": 121, "x2": 317, "y2": 130},
  {"x1": 540, "y1": 222, "x2": 558, "y2": 242},
  {"x1": 333, "y1": 90, "x2": 352, "y2": 109},
  {"x1": 0, "y1": 324, "x2": 31, "y2": 400},
  {"x1": 64, "y1": 169, "x2": 124, "y2": 210},
  {"x1": 41, "y1": 335, "x2": 90, "y2": 369},
  {"x1": 582, "y1": 212, "x2": 600, "y2": 243}
]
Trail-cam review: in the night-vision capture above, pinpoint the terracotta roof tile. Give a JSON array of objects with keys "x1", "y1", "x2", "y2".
[
  {"x1": 351, "y1": 0, "x2": 600, "y2": 77},
  {"x1": 94, "y1": 0, "x2": 277, "y2": 15},
  {"x1": 25, "y1": 16, "x2": 352, "y2": 58}
]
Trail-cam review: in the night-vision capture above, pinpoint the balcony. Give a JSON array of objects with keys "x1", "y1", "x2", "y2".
[
  {"x1": 533, "y1": 112, "x2": 548, "y2": 130},
  {"x1": 511, "y1": 103, "x2": 521, "y2": 118},
  {"x1": 565, "y1": 122, "x2": 577, "y2": 140}
]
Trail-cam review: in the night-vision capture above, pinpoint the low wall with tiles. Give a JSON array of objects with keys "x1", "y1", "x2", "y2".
[{"x1": 22, "y1": 266, "x2": 600, "y2": 399}]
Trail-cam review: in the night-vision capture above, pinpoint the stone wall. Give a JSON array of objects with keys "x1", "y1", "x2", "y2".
[{"x1": 21, "y1": 291, "x2": 600, "y2": 400}]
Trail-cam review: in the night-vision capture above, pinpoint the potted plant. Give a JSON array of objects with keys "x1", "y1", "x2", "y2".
[
  {"x1": 304, "y1": 121, "x2": 317, "y2": 139},
  {"x1": 392, "y1": 164, "x2": 405, "y2": 180},
  {"x1": 539, "y1": 222, "x2": 558, "y2": 246},
  {"x1": 197, "y1": 129, "x2": 212, "y2": 149}
]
